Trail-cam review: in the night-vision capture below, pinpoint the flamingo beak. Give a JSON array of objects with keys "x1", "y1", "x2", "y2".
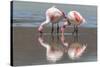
[
  {"x1": 38, "y1": 26, "x2": 43, "y2": 33},
  {"x1": 60, "y1": 25, "x2": 65, "y2": 34},
  {"x1": 39, "y1": 30, "x2": 43, "y2": 34},
  {"x1": 61, "y1": 20, "x2": 70, "y2": 33},
  {"x1": 67, "y1": 19, "x2": 71, "y2": 25}
]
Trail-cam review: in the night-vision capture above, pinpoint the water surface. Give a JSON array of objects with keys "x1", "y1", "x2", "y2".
[{"x1": 12, "y1": 1, "x2": 97, "y2": 66}]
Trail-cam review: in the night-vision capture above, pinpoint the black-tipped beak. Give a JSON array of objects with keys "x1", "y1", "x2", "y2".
[
  {"x1": 63, "y1": 25, "x2": 66, "y2": 28},
  {"x1": 67, "y1": 20, "x2": 71, "y2": 25},
  {"x1": 40, "y1": 31, "x2": 43, "y2": 34}
]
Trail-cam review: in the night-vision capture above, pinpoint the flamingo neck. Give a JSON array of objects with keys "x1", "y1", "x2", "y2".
[
  {"x1": 41, "y1": 19, "x2": 49, "y2": 26},
  {"x1": 61, "y1": 11, "x2": 67, "y2": 18},
  {"x1": 38, "y1": 18, "x2": 49, "y2": 32}
]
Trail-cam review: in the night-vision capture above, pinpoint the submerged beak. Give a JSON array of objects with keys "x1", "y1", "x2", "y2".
[
  {"x1": 67, "y1": 19, "x2": 71, "y2": 25},
  {"x1": 38, "y1": 26, "x2": 43, "y2": 34},
  {"x1": 60, "y1": 26, "x2": 65, "y2": 33},
  {"x1": 61, "y1": 19, "x2": 70, "y2": 34}
]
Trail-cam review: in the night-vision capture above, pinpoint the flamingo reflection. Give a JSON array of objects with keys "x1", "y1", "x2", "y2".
[
  {"x1": 38, "y1": 32, "x2": 87, "y2": 62},
  {"x1": 61, "y1": 11, "x2": 86, "y2": 35},
  {"x1": 38, "y1": 35, "x2": 65, "y2": 63},
  {"x1": 67, "y1": 34, "x2": 87, "y2": 60}
]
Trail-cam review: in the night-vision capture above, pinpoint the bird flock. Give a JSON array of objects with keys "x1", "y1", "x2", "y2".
[{"x1": 38, "y1": 6, "x2": 86, "y2": 35}]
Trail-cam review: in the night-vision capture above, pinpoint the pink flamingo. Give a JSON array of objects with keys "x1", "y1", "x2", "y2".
[
  {"x1": 61, "y1": 11, "x2": 86, "y2": 35},
  {"x1": 38, "y1": 6, "x2": 70, "y2": 34}
]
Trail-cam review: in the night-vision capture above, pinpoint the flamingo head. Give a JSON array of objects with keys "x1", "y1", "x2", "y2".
[
  {"x1": 38, "y1": 26, "x2": 43, "y2": 33},
  {"x1": 63, "y1": 18, "x2": 71, "y2": 25},
  {"x1": 60, "y1": 25, "x2": 65, "y2": 33}
]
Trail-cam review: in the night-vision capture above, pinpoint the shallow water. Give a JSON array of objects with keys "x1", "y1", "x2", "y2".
[
  {"x1": 12, "y1": 1, "x2": 97, "y2": 66},
  {"x1": 13, "y1": 27, "x2": 97, "y2": 66}
]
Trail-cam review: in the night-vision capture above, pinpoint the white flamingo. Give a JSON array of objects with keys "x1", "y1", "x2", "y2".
[
  {"x1": 61, "y1": 11, "x2": 86, "y2": 35},
  {"x1": 38, "y1": 6, "x2": 69, "y2": 34}
]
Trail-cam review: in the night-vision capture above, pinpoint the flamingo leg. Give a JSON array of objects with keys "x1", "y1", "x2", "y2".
[
  {"x1": 72, "y1": 25, "x2": 78, "y2": 36},
  {"x1": 72, "y1": 25, "x2": 76, "y2": 35},
  {"x1": 51, "y1": 33, "x2": 54, "y2": 42},
  {"x1": 51, "y1": 23, "x2": 54, "y2": 33},
  {"x1": 73, "y1": 30, "x2": 78, "y2": 42},
  {"x1": 57, "y1": 23, "x2": 59, "y2": 34},
  {"x1": 75, "y1": 26, "x2": 78, "y2": 36}
]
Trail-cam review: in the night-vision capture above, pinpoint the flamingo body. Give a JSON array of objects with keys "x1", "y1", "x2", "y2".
[
  {"x1": 38, "y1": 6, "x2": 67, "y2": 33},
  {"x1": 61, "y1": 11, "x2": 86, "y2": 35},
  {"x1": 67, "y1": 11, "x2": 85, "y2": 25},
  {"x1": 46, "y1": 6, "x2": 63, "y2": 23}
]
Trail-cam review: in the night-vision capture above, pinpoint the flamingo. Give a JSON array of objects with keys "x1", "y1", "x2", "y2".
[
  {"x1": 38, "y1": 6, "x2": 69, "y2": 34},
  {"x1": 61, "y1": 11, "x2": 86, "y2": 35}
]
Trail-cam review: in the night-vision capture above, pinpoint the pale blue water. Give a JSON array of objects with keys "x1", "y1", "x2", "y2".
[{"x1": 12, "y1": 1, "x2": 97, "y2": 28}]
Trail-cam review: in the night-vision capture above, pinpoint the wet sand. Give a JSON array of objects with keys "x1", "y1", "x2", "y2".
[{"x1": 12, "y1": 27, "x2": 97, "y2": 66}]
